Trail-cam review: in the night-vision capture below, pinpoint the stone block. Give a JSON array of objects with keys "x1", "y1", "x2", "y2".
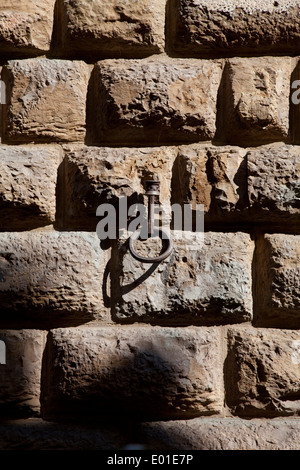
[
  {"x1": 0, "y1": 145, "x2": 62, "y2": 230},
  {"x1": 255, "y1": 234, "x2": 300, "y2": 328},
  {"x1": 0, "y1": 232, "x2": 108, "y2": 325},
  {"x1": 172, "y1": 144, "x2": 248, "y2": 220},
  {"x1": 0, "y1": 0, "x2": 56, "y2": 56},
  {"x1": 0, "y1": 418, "x2": 130, "y2": 450},
  {"x1": 221, "y1": 57, "x2": 293, "y2": 145},
  {"x1": 90, "y1": 57, "x2": 223, "y2": 145},
  {"x1": 226, "y1": 327, "x2": 300, "y2": 417},
  {"x1": 112, "y1": 231, "x2": 254, "y2": 325},
  {"x1": 169, "y1": 0, "x2": 300, "y2": 56},
  {"x1": 142, "y1": 417, "x2": 300, "y2": 450},
  {"x1": 61, "y1": 145, "x2": 176, "y2": 230},
  {"x1": 247, "y1": 144, "x2": 300, "y2": 227},
  {"x1": 3, "y1": 58, "x2": 91, "y2": 143},
  {"x1": 0, "y1": 329, "x2": 46, "y2": 417},
  {"x1": 43, "y1": 325, "x2": 223, "y2": 420},
  {"x1": 58, "y1": 0, "x2": 166, "y2": 58}
]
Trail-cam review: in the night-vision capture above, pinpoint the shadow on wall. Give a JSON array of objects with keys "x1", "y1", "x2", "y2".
[
  {"x1": 102, "y1": 239, "x2": 166, "y2": 314},
  {"x1": 0, "y1": 418, "x2": 149, "y2": 450},
  {"x1": 41, "y1": 344, "x2": 201, "y2": 424}
]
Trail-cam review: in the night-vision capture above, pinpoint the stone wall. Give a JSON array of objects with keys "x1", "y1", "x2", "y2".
[{"x1": 0, "y1": 0, "x2": 300, "y2": 450}]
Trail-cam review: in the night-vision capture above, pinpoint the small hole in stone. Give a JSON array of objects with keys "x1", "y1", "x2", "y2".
[
  {"x1": 105, "y1": 161, "x2": 113, "y2": 170},
  {"x1": 182, "y1": 256, "x2": 188, "y2": 263},
  {"x1": 274, "y1": 1, "x2": 279, "y2": 6}
]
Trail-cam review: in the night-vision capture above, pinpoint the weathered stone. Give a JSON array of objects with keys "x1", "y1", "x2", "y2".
[
  {"x1": 112, "y1": 232, "x2": 253, "y2": 325},
  {"x1": 0, "y1": 0, "x2": 56, "y2": 55},
  {"x1": 170, "y1": 0, "x2": 300, "y2": 56},
  {"x1": 173, "y1": 143, "x2": 300, "y2": 227},
  {"x1": 255, "y1": 234, "x2": 300, "y2": 328},
  {"x1": 3, "y1": 58, "x2": 91, "y2": 143},
  {"x1": 43, "y1": 326, "x2": 223, "y2": 420},
  {"x1": 0, "y1": 418, "x2": 131, "y2": 450},
  {"x1": 0, "y1": 330, "x2": 46, "y2": 417},
  {"x1": 3, "y1": 416, "x2": 300, "y2": 450},
  {"x1": 207, "y1": 146, "x2": 248, "y2": 216},
  {"x1": 61, "y1": 145, "x2": 177, "y2": 230},
  {"x1": 247, "y1": 144, "x2": 300, "y2": 227},
  {"x1": 90, "y1": 57, "x2": 223, "y2": 145},
  {"x1": 0, "y1": 145, "x2": 62, "y2": 230},
  {"x1": 221, "y1": 57, "x2": 293, "y2": 145},
  {"x1": 172, "y1": 144, "x2": 248, "y2": 219},
  {"x1": 0, "y1": 232, "x2": 108, "y2": 325},
  {"x1": 59, "y1": 0, "x2": 166, "y2": 58},
  {"x1": 226, "y1": 327, "x2": 300, "y2": 417},
  {"x1": 62, "y1": 143, "x2": 300, "y2": 232},
  {"x1": 171, "y1": 145, "x2": 211, "y2": 214},
  {"x1": 142, "y1": 417, "x2": 300, "y2": 450}
]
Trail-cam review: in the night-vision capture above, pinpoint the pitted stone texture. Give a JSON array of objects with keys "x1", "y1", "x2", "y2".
[
  {"x1": 170, "y1": 0, "x2": 300, "y2": 56},
  {"x1": 0, "y1": 145, "x2": 61, "y2": 230},
  {"x1": 0, "y1": 329, "x2": 46, "y2": 417},
  {"x1": 172, "y1": 144, "x2": 248, "y2": 218},
  {"x1": 0, "y1": 0, "x2": 56, "y2": 55},
  {"x1": 112, "y1": 232, "x2": 253, "y2": 325},
  {"x1": 255, "y1": 234, "x2": 300, "y2": 328},
  {"x1": 3, "y1": 58, "x2": 91, "y2": 143},
  {"x1": 226, "y1": 327, "x2": 300, "y2": 418},
  {"x1": 43, "y1": 326, "x2": 223, "y2": 420},
  {"x1": 91, "y1": 57, "x2": 223, "y2": 145},
  {"x1": 0, "y1": 232, "x2": 108, "y2": 324},
  {"x1": 61, "y1": 145, "x2": 177, "y2": 230},
  {"x1": 59, "y1": 0, "x2": 166, "y2": 58},
  {"x1": 247, "y1": 144, "x2": 300, "y2": 226},
  {"x1": 142, "y1": 417, "x2": 300, "y2": 450},
  {"x1": 221, "y1": 57, "x2": 293, "y2": 145}
]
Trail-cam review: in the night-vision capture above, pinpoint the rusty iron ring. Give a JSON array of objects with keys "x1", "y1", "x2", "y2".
[{"x1": 129, "y1": 228, "x2": 173, "y2": 263}]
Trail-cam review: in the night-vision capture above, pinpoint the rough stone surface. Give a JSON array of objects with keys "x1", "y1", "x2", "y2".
[
  {"x1": 170, "y1": 0, "x2": 300, "y2": 56},
  {"x1": 221, "y1": 57, "x2": 293, "y2": 145},
  {"x1": 226, "y1": 327, "x2": 300, "y2": 417},
  {"x1": 255, "y1": 234, "x2": 300, "y2": 328},
  {"x1": 61, "y1": 143, "x2": 300, "y2": 231},
  {"x1": 3, "y1": 58, "x2": 91, "y2": 143},
  {"x1": 0, "y1": 0, "x2": 56, "y2": 55},
  {"x1": 206, "y1": 146, "x2": 248, "y2": 217},
  {"x1": 172, "y1": 144, "x2": 248, "y2": 220},
  {"x1": 59, "y1": 0, "x2": 166, "y2": 58},
  {"x1": 43, "y1": 326, "x2": 223, "y2": 420},
  {"x1": 0, "y1": 145, "x2": 62, "y2": 230},
  {"x1": 0, "y1": 330, "x2": 46, "y2": 417},
  {"x1": 0, "y1": 0, "x2": 299, "y2": 445},
  {"x1": 61, "y1": 145, "x2": 177, "y2": 230},
  {"x1": 2, "y1": 417, "x2": 300, "y2": 450},
  {"x1": 0, "y1": 419, "x2": 131, "y2": 450},
  {"x1": 90, "y1": 57, "x2": 223, "y2": 145},
  {"x1": 172, "y1": 144, "x2": 211, "y2": 214},
  {"x1": 0, "y1": 232, "x2": 108, "y2": 326},
  {"x1": 247, "y1": 144, "x2": 300, "y2": 226},
  {"x1": 112, "y1": 232, "x2": 253, "y2": 325},
  {"x1": 142, "y1": 417, "x2": 300, "y2": 450}
]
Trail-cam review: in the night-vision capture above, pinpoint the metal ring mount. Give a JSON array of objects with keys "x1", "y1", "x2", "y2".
[{"x1": 129, "y1": 228, "x2": 173, "y2": 263}]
